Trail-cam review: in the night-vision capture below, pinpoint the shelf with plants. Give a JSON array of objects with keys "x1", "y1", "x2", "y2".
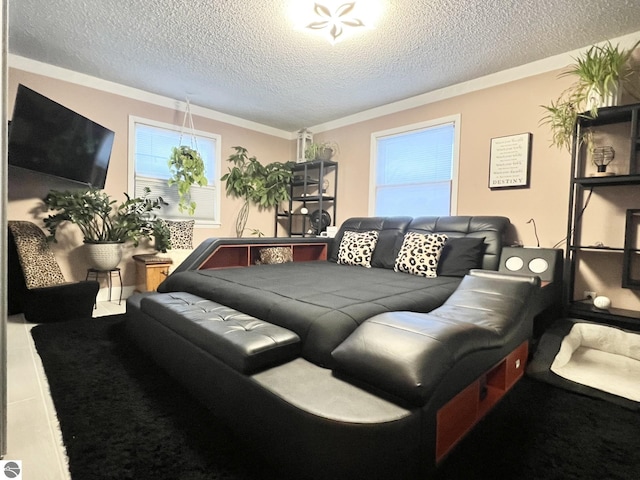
[
  {"x1": 276, "y1": 159, "x2": 338, "y2": 237},
  {"x1": 548, "y1": 40, "x2": 640, "y2": 326}
]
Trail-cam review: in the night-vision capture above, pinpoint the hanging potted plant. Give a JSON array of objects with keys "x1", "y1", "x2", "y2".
[
  {"x1": 541, "y1": 40, "x2": 640, "y2": 151},
  {"x1": 221, "y1": 146, "x2": 295, "y2": 237},
  {"x1": 168, "y1": 145, "x2": 207, "y2": 215},
  {"x1": 43, "y1": 187, "x2": 171, "y2": 270},
  {"x1": 167, "y1": 98, "x2": 208, "y2": 215}
]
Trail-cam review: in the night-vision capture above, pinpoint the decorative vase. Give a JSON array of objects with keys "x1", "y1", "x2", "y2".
[
  {"x1": 586, "y1": 82, "x2": 622, "y2": 111},
  {"x1": 85, "y1": 242, "x2": 124, "y2": 270}
]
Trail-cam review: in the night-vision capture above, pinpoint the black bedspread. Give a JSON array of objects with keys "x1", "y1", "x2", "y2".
[{"x1": 158, "y1": 262, "x2": 462, "y2": 366}]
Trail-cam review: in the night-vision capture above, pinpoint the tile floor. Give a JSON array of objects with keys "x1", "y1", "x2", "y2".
[{"x1": 4, "y1": 300, "x2": 126, "y2": 480}]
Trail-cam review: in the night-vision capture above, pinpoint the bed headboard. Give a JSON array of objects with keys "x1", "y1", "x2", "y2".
[{"x1": 329, "y1": 216, "x2": 511, "y2": 271}]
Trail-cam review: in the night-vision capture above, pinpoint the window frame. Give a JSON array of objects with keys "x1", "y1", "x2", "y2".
[
  {"x1": 128, "y1": 115, "x2": 221, "y2": 227},
  {"x1": 368, "y1": 114, "x2": 461, "y2": 217}
]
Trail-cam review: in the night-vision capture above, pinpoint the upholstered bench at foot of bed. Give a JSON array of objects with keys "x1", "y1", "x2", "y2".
[{"x1": 139, "y1": 291, "x2": 301, "y2": 374}]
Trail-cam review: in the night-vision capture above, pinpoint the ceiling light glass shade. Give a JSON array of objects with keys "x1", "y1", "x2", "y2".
[{"x1": 289, "y1": 0, "x2": 383, "y2": 44}]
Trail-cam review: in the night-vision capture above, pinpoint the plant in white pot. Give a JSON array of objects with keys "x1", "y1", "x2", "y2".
[
  {"x1": 563, "y1": 41, "x2": 639, "y2": 112},
  {"x1": 541, "y1": 40, "x2": 640, "y2": 151},
  {"x1": 43, "y1": 187, "x2": 171, "y2": 270}
]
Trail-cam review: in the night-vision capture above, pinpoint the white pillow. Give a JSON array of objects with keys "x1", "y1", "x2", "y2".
[
  {"x1": 394, "y1": 232, "x2": 448, "y2": 277},
  {"x1": 337, "y1": 230, "x2": 380, "y2": 268}
]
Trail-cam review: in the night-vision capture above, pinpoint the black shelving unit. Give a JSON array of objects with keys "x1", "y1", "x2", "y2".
[
  {"x1": 275, "y1": 159, "x2": 338, "y2": 237},
  {"x1": 564, "y1": 102, "x2": 640, "y2": 328}
]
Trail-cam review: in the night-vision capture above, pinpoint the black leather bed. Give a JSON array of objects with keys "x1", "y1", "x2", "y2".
[
  {"x1": 158, "y1": 261, "x2": 462, "y2": 367},
  {"x1": 125, "y1": 215, "x2": 540, "y2": 479}
]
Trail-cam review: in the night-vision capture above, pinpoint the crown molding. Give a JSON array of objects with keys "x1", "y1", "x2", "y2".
[
  {"x1": 8, "y1": 54, "x2": 294, "y2": 140},
  {"x1": 310, "y1": 30, "x2": 640, "y2": 133}
]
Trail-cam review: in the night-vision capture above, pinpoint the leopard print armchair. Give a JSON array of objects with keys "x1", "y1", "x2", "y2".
[{"x1": 8, "y1": 221, "x2": 100, "y2": 323}]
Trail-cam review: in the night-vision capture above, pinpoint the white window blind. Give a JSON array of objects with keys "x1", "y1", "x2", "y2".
[
  {"x1": 132, "y1": 120, "x2": 220, "y2": 223},
  {"x1": 374, "y1": 122, "x2": 455, "y2": 217}
]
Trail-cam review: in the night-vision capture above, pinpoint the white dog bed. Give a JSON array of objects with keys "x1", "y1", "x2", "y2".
[
  {"x1": 527, "y1": 318, "x2": 640, "y2": 410},
  {"x1": 550, "y1": 322, "x2": 640, "y2": 402}
]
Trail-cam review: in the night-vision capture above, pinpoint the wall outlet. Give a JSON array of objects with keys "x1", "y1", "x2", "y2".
[{"x1": 584, "y1": 291, "x2": 597, "y2": 300}]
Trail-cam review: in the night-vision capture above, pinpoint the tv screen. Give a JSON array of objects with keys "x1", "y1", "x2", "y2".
[{"x1": 8, "y1": 84, "x2": 115, "y2": 189}]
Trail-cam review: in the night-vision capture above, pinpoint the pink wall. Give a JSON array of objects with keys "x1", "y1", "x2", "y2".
[
  {"x1": 315, "y1": 70, "x2": 574, "y2": 245},
  {"x1": 316, "y1": 69, "x2": 640, "y2": 310}
]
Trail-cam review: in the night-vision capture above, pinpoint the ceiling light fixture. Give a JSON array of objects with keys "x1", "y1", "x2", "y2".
[{"x1": 306, "y1": 2, "x2": 365, "y2": 44}]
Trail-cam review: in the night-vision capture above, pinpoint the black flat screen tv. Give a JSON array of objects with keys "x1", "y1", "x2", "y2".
[{"x1": 8, "y1": 84, "x2": 115, "y2": 189}]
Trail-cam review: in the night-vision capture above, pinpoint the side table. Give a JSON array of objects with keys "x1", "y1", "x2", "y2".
[
  {"x1": 132, "y1": 254, "x2": 173, "y2": 292},
  {"x1": 85, "y1": 267, "x2": 122, "y2": 306}
]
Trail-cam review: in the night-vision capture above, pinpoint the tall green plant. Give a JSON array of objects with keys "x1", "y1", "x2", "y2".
[
  {"x1": 221, "y1": 146, "x2": 294, "y2": 237},
  {"x1": 168, "y1": 145, "x2": 208, "y2": 215}
]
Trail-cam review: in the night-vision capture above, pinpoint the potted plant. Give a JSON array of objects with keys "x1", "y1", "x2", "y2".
[
  {"x1": 562, "y1": 41, "x2": 640, "y2": 113},
  {"x1": 540, "y1": 94, "x2": 583, "y2": 152},
  {"x1": 305, "y1": 141, "x2": 339, "y2": 161},
  {"x1": 541, "y1": 40, "x2": 640, "y2": 151},
  {"x1": 43, "y1": 187, "x2": 171, "y2": 270},
  {"x1": 167, "y1": 145, "x2": 208, "y2": 215},
  {"x1": 221, "y1": 146, "x2": 295, "y2": 237}
]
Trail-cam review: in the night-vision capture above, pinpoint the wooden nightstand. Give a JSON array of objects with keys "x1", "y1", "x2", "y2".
[{"x1": 133, "y1": 254, "x2": 173, "y2": 292}]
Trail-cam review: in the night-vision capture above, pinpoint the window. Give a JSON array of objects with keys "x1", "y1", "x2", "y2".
[
  {"x1": 129, "y1": 117, "x2": 221, "y2": 225},
  {"x1": 370, "y1": 116, "x2": 459, "y2": 217}
]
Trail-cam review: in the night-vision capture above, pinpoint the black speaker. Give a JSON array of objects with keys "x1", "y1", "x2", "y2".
[{"x1": 499, "y1": 247, "x2": 563, "y2": 284}]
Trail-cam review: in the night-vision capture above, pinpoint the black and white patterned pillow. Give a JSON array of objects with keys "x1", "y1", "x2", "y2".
[
  {"x1": 394, "y1": 232, "x2": 448, "y2": 277},
  {"x1": 165, "y1": 220, "x2": 195, "y2": 249},
  {"x1": 337, "y1": 230, "x2": 380, "y2": 268}
]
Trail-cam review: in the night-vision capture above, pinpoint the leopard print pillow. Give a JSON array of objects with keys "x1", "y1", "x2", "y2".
[
  {"x1": 256, "y1": 247, "x2": 293, "y2": 264},
  {"x1": 394, "y1": 232, "x2": 448, "y2": 278},
  {"x1": 165, "y1": 220, "x2": 194, "y2": 249},
  {"x1": 8, "y1": 221, "x2": 66, "y2": 289},
  {"x1": 337, "y1": 230, "x2": 380, "y2": 268}
]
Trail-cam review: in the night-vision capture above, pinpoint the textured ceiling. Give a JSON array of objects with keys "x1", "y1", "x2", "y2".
[{"x1": 9, "y1": 0, "x2": 640, "y2": 132}]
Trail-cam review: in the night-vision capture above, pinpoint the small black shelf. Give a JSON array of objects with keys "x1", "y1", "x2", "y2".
[
  {"x1": 568, "y1": 301, "x2": 640, "y2": 330},
  {"x1": 575, "y1": 174, "x2": 640, "y2": 186},
  {"x1": 570, "y1": 246, "x2": 625, "y2": 252},
  {"x1": 577, "y1": 102, "x2": 639, "y2": 127},
  {"x1": 291, "y1": 159, "x2": 338, "y2": 171},
  {"x1": 291, "y1": 180, "x2": 320, "y2": 187},
  {"x1": 275, "y1": 159, "x2": 338, "y2": 237},
  {"x1": 292, "y1": 195, "x2": 335, "y2": 202}
]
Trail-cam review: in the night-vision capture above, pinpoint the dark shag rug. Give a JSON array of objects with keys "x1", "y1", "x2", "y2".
[{"x1": 32, "y1": 315, "x2": 640, "y2": 480}]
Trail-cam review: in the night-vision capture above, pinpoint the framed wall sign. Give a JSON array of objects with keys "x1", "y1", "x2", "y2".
[{"x1": 488, "y1": 133, "x2": 532, "y2": 189}]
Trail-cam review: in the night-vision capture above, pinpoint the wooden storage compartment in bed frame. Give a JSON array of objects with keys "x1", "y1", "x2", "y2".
[
  {"x1": 197, "y1": 243, "x2": 328, "y2": 269},
  {"x1": 435, "y1": 340, "x2": 528, "y2": 463}
]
